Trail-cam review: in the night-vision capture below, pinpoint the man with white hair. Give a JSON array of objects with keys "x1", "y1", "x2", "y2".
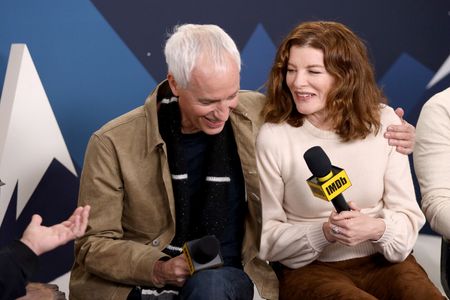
[{"x1": 69, "y1": 24, "x2": 415, "y2": 300}]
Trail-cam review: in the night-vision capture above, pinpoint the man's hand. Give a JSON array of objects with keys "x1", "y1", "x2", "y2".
[
  {"x1": 384, "y1": 107, "x2": 416, "y2": 155},
  {"x1": 17, "y1": 283, "x2": 66, "y2": 300},
  {"x1": 152, "y1": 254, "x2": 190, "y2": 287},
  {"x1": 20, "y1": 205, "x2": 90, "y2": 256}
]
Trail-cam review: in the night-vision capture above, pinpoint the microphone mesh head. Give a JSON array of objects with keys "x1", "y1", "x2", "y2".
[
  {"x1": 303, "y1": 146, "x2": 332, "y2": 177},
  {"x1": 193, "y1": 235, "x2": 220, "y2": 264}
]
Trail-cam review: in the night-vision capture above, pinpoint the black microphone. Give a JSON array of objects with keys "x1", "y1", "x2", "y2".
[
  {"x1": 303, "y1": 146, "x2": 351, "y2": 213},
  {"x1": 183, "y1": 235, "x2": 223, "y2": 274}
]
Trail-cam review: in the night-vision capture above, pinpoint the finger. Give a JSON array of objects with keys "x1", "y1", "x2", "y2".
[
  {"x1": 386, "y1": 134, "x2": 413, "y2": 148},
  {"x1": 392, "y1": 144, "x2": 413, "y2": 156},
  {"x1": 329, "y1": 213, "x2": 345, "y2": 222},
  {"x1": 329, "y1": 211, "x2": 339, "y2": 219},
  {"x1": 31, "y1": 214, "x2": 43, "y2": 226},
  {"x1": 384, "y1": 132, "x2": 411, "y2": 145},
  {"x1": 80, "y1": 206, "x2": 91, "y2": 229},
  {"x1": 56, "y1": 293, "x2": 66, "y2": 300},
  {"x1": 331, "y1": 226, "x2": 353, "y2": 241},
  {"x1": 331, "y1": 210, "x2": 357, "y2": 220},
  {"x1": 83, "y1": 205, "x2": 91, "y2": 214},
  {"x1": 61, "y1": 220, "x2": 74, "y2": 228},
  {"x1": 70, "y1": 206, "x2": 84, "y2": 220},
  {"x1": 387, "y1": 136, "x2": 413, "y2": 150},
  {"x1": 387, "y1": 136, "x2": 413, "y2": 147},
  {"x1": 43, "y1": 283, "x2": 59, "y2": 290},
  {"x1": 72, "y1": 215, "x2": 83, "y2": 237},
  {"x1": 170, "y1": 271, "x2": 188, "y2": 287},
  {"x1": 385, "y1": 124, "x2": 414, "y2": 136},
  {"x1": 329, "y1": 213, "x2": 341, "y2": 222},
  {"x1": 398, "y1": 146, "x2": 412, "y2": 155},
  {"x1": 388, "y1": 140, "x2": 413, "y2": 152},
  {"x1": 394, "y1": 107, "x2": 405, "y2": 119},
  {"x1": 331, "y1": 226, "x2": 351, "y2": 239},
  {"x1": 347, "y1": 201, "x2": 360, "y2": 211},
  {"x1": 331, "y1": 225, "x2": 341, "y2": 235},
  {"x1": 387, "y1": 116, "x2": 414, "y2": 130},
  {"x1": 71, "y1": 206, "x2": 90, "y2": 237},
  {"x1": 174, "y1": 278, "x2": 186, "y2": 287}
]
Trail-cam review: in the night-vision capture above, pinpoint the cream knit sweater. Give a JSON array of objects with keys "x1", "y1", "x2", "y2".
[
  {"x1": 414, "y1": 87, "x2": 450, "y2": 239},
  {"x1": 256, "y1": 105, "x2": 425, "y2": 269}
]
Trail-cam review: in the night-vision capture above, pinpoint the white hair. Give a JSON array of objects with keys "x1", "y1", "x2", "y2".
[{"x1": 164, "y1": 24, "x2": 241, "y2": 88}]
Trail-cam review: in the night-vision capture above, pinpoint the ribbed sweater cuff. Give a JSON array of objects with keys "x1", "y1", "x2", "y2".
[
  {"x1": 371, "y1": 219, "x2": 393, "y2": 245},
  {"x1": 308, "y1": 224, "x2": 331, "y2": 251}
]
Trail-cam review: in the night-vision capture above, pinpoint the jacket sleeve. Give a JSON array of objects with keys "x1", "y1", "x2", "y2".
[
  {"x1": 74, "y1": 134, "x2": 168, "y2": 287},
  {"x1": 256, "y1": 125, "x2": 331, "y2": 268},
  {"x1": 0, "y1": 240, "x2": 39, "y2": 300},
  {"x1": 414, "y1": 93, "x2": 450, "y2": 239}
]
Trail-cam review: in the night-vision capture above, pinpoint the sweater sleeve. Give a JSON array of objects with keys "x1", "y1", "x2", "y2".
[
  {"x1": 414, "y1": 90, "x2": 450, "y2": 239},
  {"x1": 0, "y1": 240, "x2": 39, "y2": 300},
  {"x1": 371, "y1": 109, "x2": 425, "y2": 262},
  {"x1": 256, "y1": 125, "x2": 331, "y2": 268}
]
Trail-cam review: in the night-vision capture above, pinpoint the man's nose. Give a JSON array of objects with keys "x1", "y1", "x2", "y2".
[{"x1": 214, "y1": 101, "x2": 231, "y2": 120}]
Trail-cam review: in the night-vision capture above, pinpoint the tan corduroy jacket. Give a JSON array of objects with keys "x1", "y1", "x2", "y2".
[{"x1": 69, "y1": 81, "x2": 278, "y2": 300}]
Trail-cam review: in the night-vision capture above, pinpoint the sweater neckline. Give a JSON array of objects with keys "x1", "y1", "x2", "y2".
[{"x1": 303, "y1": 118, "x2": 340, "y2": 140}]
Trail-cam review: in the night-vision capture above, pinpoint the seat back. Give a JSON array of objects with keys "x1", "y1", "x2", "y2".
[{"x1": 441, "y1": 237, "x2": 450, "y2": 298}]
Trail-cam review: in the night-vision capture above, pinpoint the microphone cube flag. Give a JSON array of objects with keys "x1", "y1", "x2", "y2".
[{"x1": 306, "y1": 166, "x2": 352, "y2": 202}]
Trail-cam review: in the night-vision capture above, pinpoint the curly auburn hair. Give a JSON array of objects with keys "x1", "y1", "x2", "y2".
[{"x1": 262, "y1": 21, "x2": 385, "y2": 141}]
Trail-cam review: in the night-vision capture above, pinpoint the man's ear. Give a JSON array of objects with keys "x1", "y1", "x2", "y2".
[{"x1": 167, "y1": 74, "x2": 180, "y2": 96}]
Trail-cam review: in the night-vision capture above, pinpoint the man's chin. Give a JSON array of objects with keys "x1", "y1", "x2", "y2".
[{"x1": 202, "y1": 125, "x2": 225, "y2": 135}]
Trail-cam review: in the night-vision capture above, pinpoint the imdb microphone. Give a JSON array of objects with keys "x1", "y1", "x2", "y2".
[
  {"x1": 303, "y1": 146, "x2": 351, "y2": 213},
  {"x1": 183, "y1": 235, "x2": 224, "y2": 275}
]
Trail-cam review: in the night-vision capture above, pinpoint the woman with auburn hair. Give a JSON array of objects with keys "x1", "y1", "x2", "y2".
[{"x1": 256, "y1": 21, "x2": 443, "y2": 299}]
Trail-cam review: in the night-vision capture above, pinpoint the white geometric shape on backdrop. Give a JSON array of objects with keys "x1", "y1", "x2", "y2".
[
  {"x1": 0, "y1": 44, "x2": 77, "y2": 221},
  {"x1": 427, "y1": 54, "x2": 450, "y2": 89}
]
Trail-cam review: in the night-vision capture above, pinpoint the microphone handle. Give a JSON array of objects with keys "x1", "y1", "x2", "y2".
[{"x1": 331, "y1": 194, "x2": 351, "y2": 213}]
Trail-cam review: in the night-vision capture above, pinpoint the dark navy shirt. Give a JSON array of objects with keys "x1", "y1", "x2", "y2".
[{"x1": 181, "y1": 131, "x2": 246, "y2": 268}]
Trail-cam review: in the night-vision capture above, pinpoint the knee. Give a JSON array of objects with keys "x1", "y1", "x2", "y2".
[
  {"x1": 195, "y1": 269, "x2": 228, "y2": 287},
  {"x1": 181, "y1": 270, "x2": 229, "y2": 299},
  {"x1": 180, "y1": 268, "x2": 253, "y2": 300}
]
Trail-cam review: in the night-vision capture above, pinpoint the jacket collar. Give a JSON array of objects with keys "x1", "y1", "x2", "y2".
[{"x1": 143, "y1": 80, "x2": 170, "y2": 151}]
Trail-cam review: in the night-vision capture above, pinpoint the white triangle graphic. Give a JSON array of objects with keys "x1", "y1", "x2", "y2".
[
  {"x1": 427, "y1": 54, "x2": 450, "y2": 89},
  {"x1": 0, "y1": 44, "x2": 77, "y2": 221}
]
